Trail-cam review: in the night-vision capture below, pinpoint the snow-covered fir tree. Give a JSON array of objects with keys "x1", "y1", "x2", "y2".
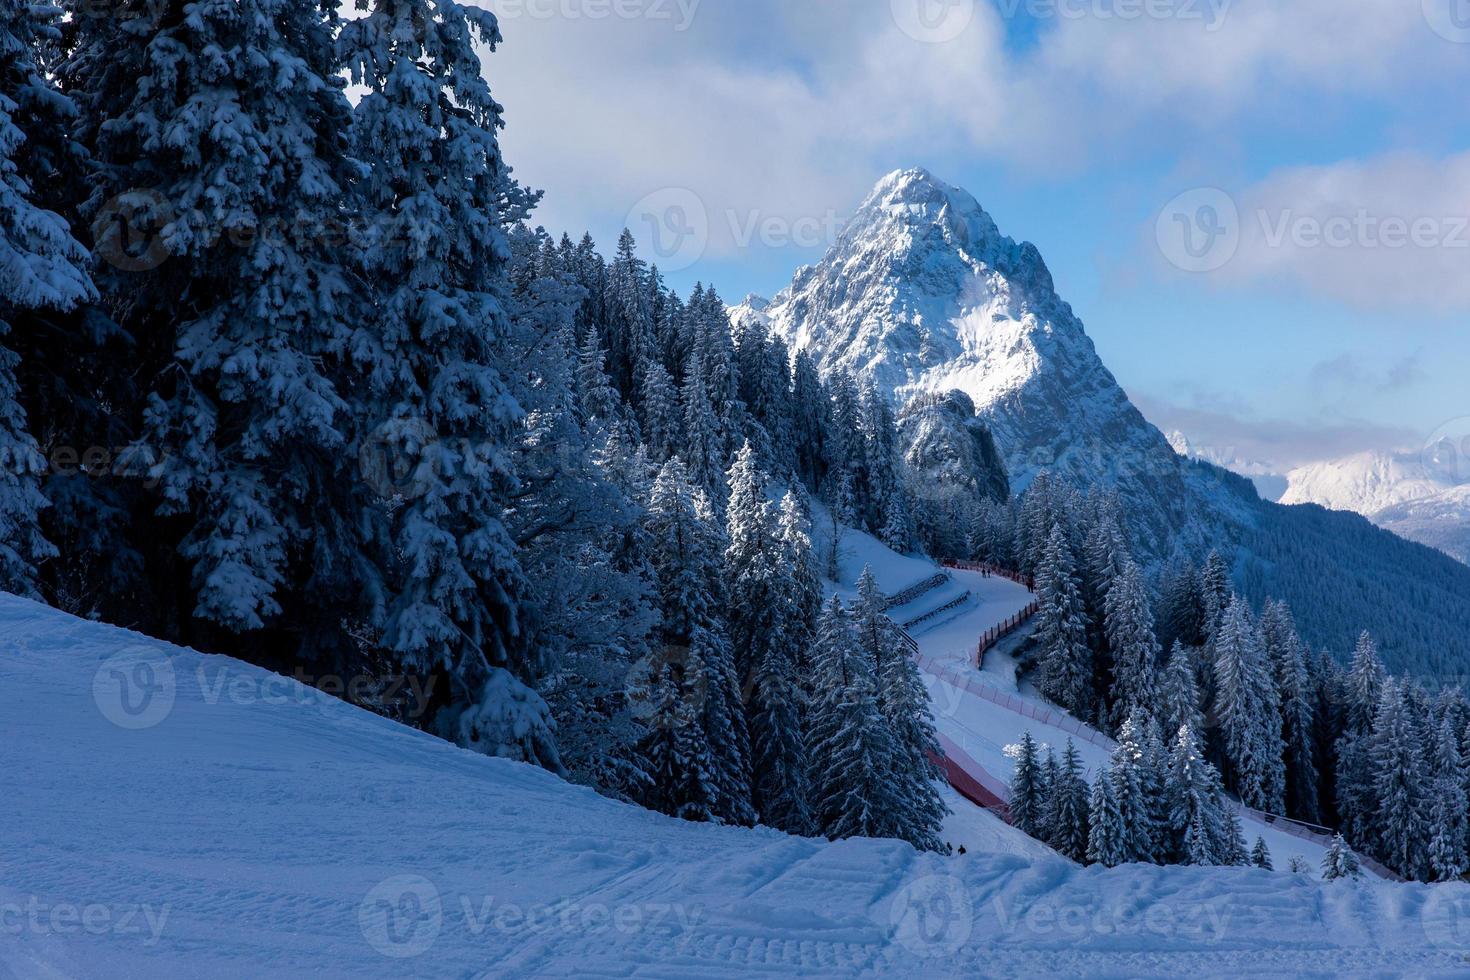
[
  {"x1": 1008, "y1": 732, "x2": 1045, "y2": 839},
  {"x1": 1369, "y1": 680, "x2": 1430, "y2": 881},
  {"x1": 1034, "y1": 523, "x2": 1092, "y2": 721},
  {"x1": 1105, "y1": 560, "x2": 1160, "y2": 733},
  {"x1": 1199, "y1": 550, "x2": 1232, "y2": 641},
  {"x1": 1427, "y1": 717, "x2": 1469, "y2": 882},
  {"x1": 725, "y1": 442, "x2": 811, "y2": 834},
  {"x1": 339, "y1": 0, "x2": 557, "y2": 763},
  {"x1": 1087, "y1": 764, "x2": 1128, "y2": 867},
  {"x1": 643, "y1": 457, "x2": 753, "y2": 825},
  {"x1": 1322, "y1": 834, "x2": 1362, "y2": 881},
  {"x1": 1251, "y1": 836, "x2": 1273, "y2": 870},
  {"x1": 73, "y1": 0, "x2": 370, "y2": 660},
  {"x1": 0, "y1": 0, "x2": 95, "y2": 595},
  {"x1": 1261, "y1": 600, "x2": 1321, "y2": 822},
  {"x1": 807, "y1": 596, "x2": 891, "y2": 842},
  {"x1": 1212, "y1": 597, "x2": 1286, "y2": 812},
  {"x1": 1111, "y1": 714, "x2": 1160, "y2": 863},
  {"x1": 1167, "y1": 724, "x2": 1232, "y2": 866},
  {"x1": 1159, "y1": 641, "x2": 1204, "y2": 742},
  {"x1": 1045, "y1": 740, "x2": 1091, "y2": 861},
  {"x1": 1156, "y1": 555, "x2": 1204, "y2": 652}
]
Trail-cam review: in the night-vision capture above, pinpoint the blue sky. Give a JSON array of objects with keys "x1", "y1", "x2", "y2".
[{"x1": 483, "y1": 0, "x2": 1470, "y2": 471}]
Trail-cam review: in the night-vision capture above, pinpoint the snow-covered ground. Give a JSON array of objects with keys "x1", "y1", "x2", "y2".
[
  {"x1": 9, "y1": 580, "x2": 1470, "y2": 976},
  {"x1": 818, "y1": 532, "x2": 1343, "y2": 878}
]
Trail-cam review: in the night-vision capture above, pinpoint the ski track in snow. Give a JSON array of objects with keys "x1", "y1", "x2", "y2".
[{"x1": 8, "y1": 583, "x2": 1470, "y2": 977}]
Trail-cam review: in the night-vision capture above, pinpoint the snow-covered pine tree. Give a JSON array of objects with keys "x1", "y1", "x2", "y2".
[
  {"x1": 873, "y1": 607, "x2": 949, "y2": 852},
  {"x1": 807, "y1": 595, "x2": 892, "y2": 841},
  {"x1": 1039, "y1": 746, "x2": 1061, "y2": 843},
  {"x1": 1222, "y1": 807, "x2": 1250, "y2": 866},
  {"x1": 1008, "y1": 732, "x2": 1045, "y2": 838},
  {"x1": 1034, "y1": 523, "x2": 1093, "y2": 721},
  {"x1": 1251, "y1": 836, "x2": 1273, "y2": 870},
  {"x1": 1199, "y1": 550, "x2": 1232, "y2": 641},
  {"x1": 1346, "y1": 632, "x2": 1386, "y2": 738},
  {"x1": 1370, "y1": 679, "x2": 1431, "y2": 880},
  {"x1": 1321, "y1": 834, "x2": 1362, "y2": 881},
  {"x1": 726, "y1": 442, "x2": 810, "y2": 834},
  {"x1": 1079, "y1": 497, "x2": 1126, "y2": 696},
  {"x1": 1111, "y1": 714, "x2": 1160, "y2": 863},
  {"x1": 778, "y1": 488, "x2": 823, "y2": 658},
  {"x1": 628, "y1": 642, "x2": 717, "y2": 822},
  {"x1": 500, "y1": 230, "x2": 655, "y2": 792},
  {"x1": 693, "y1": 285, "x2": 744, "y2": 462},
  {"x1": 680, "y1": 350, "x2": 727, "y2": 507},
  {"x1": 1212, "y1": 597, "x2": 1286, "y2": 812},
  {"x1": 1140, "y1": 718, "x2": 1173, "y2": 863},
  {"x1": 1045, "y1": 740, "x2": 1091, "y2": 861},
  {"x1": 789, "y1": 350, "x2": 825, "y2": 488},
  {"x1": 1156, "y1": 555, "x2": 1204, "y2": 652},
  {"x1": 1087, "y1": 764, "x2": 1127, "y2": 867},
  {"x1": 1159, "y1": 641, "x2": 1204, "y2": 741},
  {"x1": 1427, "y1": 717, "x2": 1469, "y2": 882},
  {"x1": 1106, "y1": 560, "x2": 1160, "y2": 733},
  {"x1": 823, "y1": 371, "x2": 863, "y2": 514},
  {"x1": 639, "y1": 358, "x2": 682, "y2": 462},
  {"x1": 858, "y1": 382, "x2": 912, "y2": 551},
  {"x1": 849, "y1": 563, "x2": 947, "y2": 849},
  {"x1": 1167, "y1": 724, "x2": 1231, "y2": 866},
  {"x1": 604, "y1": 228, "x2": 653, "y2": 400},
  {"x1": 576, "y1": 323, "x2": 625, "y2": 434},
  {"x1": 644, "y1": 457, "x2": 753, "y2": 823},
  {"x1": 0, "y1": 0, "x2": 96, "y2": 595},
  {"x1": 73, "y1": 0, "x2": 404, "y2": 674},
  {"x1": 339, "y1": 0, "x2": 557, "y2": 763},
  {"x1": 733, "y1": 315, "x2": 778, "y2": 467},
  {"x1": 1260, "y1": 600, "x2": 1321, "y2": 823}
]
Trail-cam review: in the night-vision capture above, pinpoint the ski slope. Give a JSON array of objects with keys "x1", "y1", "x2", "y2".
[
  {"x1": 7, "y1": 588, "x2": 1470, "y2": 977},
  {"x1": 819, "y1": 526, "x2": 1351, "y2": 876}
]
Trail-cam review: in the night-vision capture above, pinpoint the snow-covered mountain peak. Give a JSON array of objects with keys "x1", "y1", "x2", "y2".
[{"x1": 759, "y1": 168, "x2": 1192, "y2": 554}]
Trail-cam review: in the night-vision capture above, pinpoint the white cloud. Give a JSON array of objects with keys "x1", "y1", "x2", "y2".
[
  {"x1": 1153, "y1": 152, "x2": 1470, "y2": 310},
  {"x1": 477, "y1": 0, "x2": 1467, "y2": 295}
]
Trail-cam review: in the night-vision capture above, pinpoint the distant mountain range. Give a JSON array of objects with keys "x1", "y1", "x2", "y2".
[{"x1": 732, "y1": 168, "x2": 1470, "y2": 673}]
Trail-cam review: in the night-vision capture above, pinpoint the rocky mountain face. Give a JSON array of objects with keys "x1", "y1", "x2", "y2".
[
  {"x1": 734, "y1": 168, "x2": 1470, "y2": 672},
  {"x1": 732, "y1": 168, "x2": 1236, "y2": 557}
]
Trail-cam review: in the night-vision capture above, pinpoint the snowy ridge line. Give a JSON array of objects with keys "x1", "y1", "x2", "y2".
[{"x1": 882, "y1": 573, "x2": 950, "y2": 611}]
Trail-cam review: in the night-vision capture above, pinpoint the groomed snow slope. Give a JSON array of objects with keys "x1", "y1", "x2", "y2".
[
  {"x1": 822, "y1": 526, "x2": 1338, "y2": 875},
  {"x1": 8, "y1": 593, "x2": 1470, "y2": 978}
]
